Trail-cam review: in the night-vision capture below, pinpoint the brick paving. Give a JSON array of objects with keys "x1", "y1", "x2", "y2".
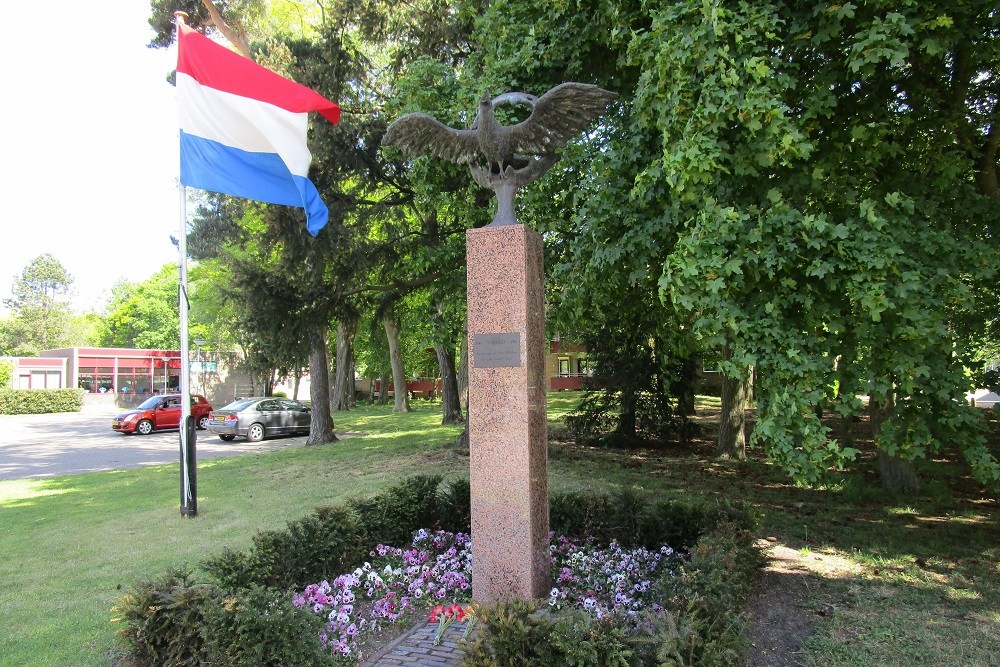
[{"x1": 361, "y1": 619, "x2": 472, "y2": 667}]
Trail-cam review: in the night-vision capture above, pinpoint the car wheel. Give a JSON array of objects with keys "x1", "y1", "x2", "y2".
[
  {"x1": 198, "y1": 415, "x2": 209, "y2": 430},
  {"x1": 219, "y1": 434, "x2": 235, "y2": 442},
  {"x1": 246, "y1": 423, "x2": 265, "y2": 443},
  {"x1": 136, "y1": 419, "x2": 154, "y2": 435}
]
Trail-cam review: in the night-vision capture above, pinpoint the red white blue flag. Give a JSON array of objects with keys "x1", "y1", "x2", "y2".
[{"x1": 176, "y1": 22, "x2": 340, "y2": 236}]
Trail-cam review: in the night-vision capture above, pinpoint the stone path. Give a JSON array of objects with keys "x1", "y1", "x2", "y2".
[{"x1": 362, "y1": 619, "x2": 472, "y2": 667}]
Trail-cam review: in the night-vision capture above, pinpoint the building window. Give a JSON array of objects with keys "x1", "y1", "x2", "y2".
[
  {"x1": 558, "y1": 358, "x2": 570, "y2": 376},
  {"x1": 578, "y1": 358, "x2": 590, "y2": 375}
]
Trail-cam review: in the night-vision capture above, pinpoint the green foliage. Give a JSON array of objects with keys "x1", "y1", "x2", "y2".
[
  {"x1": 549, "y1": 489, "x2": 756, "y2": 552},
  {"x1": 463, "y1": 511, "x2": 763, "y2": 667},
  {"x1": 657, "y1": 523, "x2": 767, "y2": 622},
  {"x1": 641, "y1": 1, "x2": 1000, "y2": 490},
  {"x1": 566, "y1": 299, "x2": 687, "y2": 446},
  {"x1": 113, "y1": 571, "x2": 333, "y2": 667},
  {"x1": 347, "y1": 474, "x2": 448, "y2": 547},
  {"x1": 462, "y1": 601, "x2": 633, "y2": 667},
  {"x1": 202, "y1": 475, "x2": 468, "y2": 592},
  {"x1": 0, "y1": 388, "x2": 83, "y2": 414},
  {"x1": 202, "y1": 505, "x2": 368, "y2": 591},
  {"x1": 0, "y1": 359, "x2": 13, "y2": 387},
  {"x1": 437, "y1": 477, "x2": 473, "y2": 535},
  {"x1": 97, "y1": 266, "x2": 181, "y2": 349},
  {"x1": 984, "y1": 368, "x2": 1000, "y2": 394},
  {"x1": 2, "y1": 253, "x2": 75, "y2": 355},
  {"x1": 203, "y1": 586, "x2": 335, "y2": 667},
  {"x1": 112, "y1": 568, "x2": 216, "y2": 667}
]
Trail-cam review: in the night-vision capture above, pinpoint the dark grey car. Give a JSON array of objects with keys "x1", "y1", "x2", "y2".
[{"x1": 205, "y1": 397, "x2": 311, "y2": 442}]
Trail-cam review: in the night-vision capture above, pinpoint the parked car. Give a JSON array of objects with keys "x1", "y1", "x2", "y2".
[
  {"x1": 112, "y1": 394, "x2": 213, "y2": 435},
  {"x1": 206, "y1": 397, "x2": 312, "y2": 442}
]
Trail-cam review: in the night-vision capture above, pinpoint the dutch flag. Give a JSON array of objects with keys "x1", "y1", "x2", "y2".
[{"x1": 176, "y1": 21, "x2": 340, "y2": 236}]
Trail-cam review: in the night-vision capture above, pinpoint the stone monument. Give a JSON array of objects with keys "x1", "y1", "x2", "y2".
[{"x1": 383, "y1": 82, "x2": 616, "y2": 603}]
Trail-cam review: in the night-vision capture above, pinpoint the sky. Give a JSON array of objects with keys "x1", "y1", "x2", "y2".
[{"x1": 1, "y1": 1, "x2": 182, "y2": 314}]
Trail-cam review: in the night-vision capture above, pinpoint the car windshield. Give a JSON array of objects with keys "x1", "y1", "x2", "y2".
[
  {"x1": 220, "y1": 399, "x2": 256, "y2": 411},
  {"x1": 136, "y1": 396, "x2": 169, "y2": 410}
]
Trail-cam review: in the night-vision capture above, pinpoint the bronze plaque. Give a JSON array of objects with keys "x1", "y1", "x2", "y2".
[{"x1": 473, "y1": 332, "x2": 522, "y2": 368}]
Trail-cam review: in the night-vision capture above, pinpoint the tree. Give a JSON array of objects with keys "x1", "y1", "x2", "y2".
[
  {"x1": 469, "y1": 0, "x2": 999, "y2": 493},
  {"x1": 97, "y1": 265, "x2": 180, "y2": 350},
  {"x1": 0, "y1": 359, "x2": 13, "y2": 387},
  {"x1": 643, "y1": 1, "x2": 1000, "y2": 491},
  {"x1": 2, "y1": 254, "x2": 75, "y2": 355}
]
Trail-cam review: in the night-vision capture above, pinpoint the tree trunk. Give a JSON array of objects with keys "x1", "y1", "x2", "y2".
[
  {"x1": 435, "y1": 341, "x2": 463, "y2": 424},
  {"x1": 348, "y1": 346, "x2": 357, "y2": 408},
  {"x1": 378, "y1": 370, "x2": 389, "y2": 405},
  {"x1": 306, "y1": 322, "x2": 336, "y2": 445},
  {"x1": 870, "y1": 390, "x2": 920, "y2": 493},
  {"x1": 292, "y1": 369, "x2": 301, "y2": 401},
  {"x1": 836, "y1": 350, "x2": 854, "y2": 449},
  {"x1": 617, "y1": 387, "x2": 638, "y2": 440},
  {"x1": 331, "y1": 320, "x2": 355, "y2": 411},
  {"x1": 716, "y1": 346, "x2": 752, "y2": 460},
  {"x1": 458, "y1": 334, "x2": 469, "y2": 413},
  {"x1": 382, "y1": 312, "x2": 411, "y2": 413},
  {"x1": 453, "y1": 410, "x2": 470, "y2": 451},
  {"x1": 876, "y1": 448, "x2": 920, "y2": 494},
  {"x1": 674, "y1": 353, "x2": 698, "y2": 417}
]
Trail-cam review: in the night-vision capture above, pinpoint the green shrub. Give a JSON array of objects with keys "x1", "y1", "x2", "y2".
[
  {"x1": 203, "y1": 586, "x2": 335, "y2": 667},
  {"x1": 658, "y1": 522, "x2": 766, "y2": 620},
  {"x1": 464, "y1": 506, "x2": 763, "y2": 667},
  {"x1": 114, "y1": 573, "x2": 334, "y2": 667},
  {"x1": 112, "y1": 568, "x2": 217, "y2": 667},
  {"x1": 0, "y1": 359, "x2": 13, "y2": 387},
  {"x1": 0, "y1": 387, "x2": 84, "y2": 414},
  {"x1": 203, "y1": 505, "x2": 367, "y2": 591},
  {"x1": 549, "y1": 489, "x2": 756, "y2": 551},
  {"x1": 348, "y1": 474, "x2": 447, "y2": 547},
  {"x1": 438, "y1": 477, "x2": 473, "y2": 534}
]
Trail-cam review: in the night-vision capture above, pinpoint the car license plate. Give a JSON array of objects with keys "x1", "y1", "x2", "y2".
[
  {"x1": 212, "y1": 415, "x2": 225, "y2": 421},
  {"x1": 112, "y1": 421, "x2": 121, "y2": 428}
]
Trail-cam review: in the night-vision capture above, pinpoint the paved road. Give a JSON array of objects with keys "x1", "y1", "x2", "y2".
[{"x1": 0, "y1": 409, "x2": 312, "y2": 481}]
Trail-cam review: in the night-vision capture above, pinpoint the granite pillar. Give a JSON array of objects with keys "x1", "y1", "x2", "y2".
[{"x1": 466, "y1": 224, "x2": 549, "y2": 604}]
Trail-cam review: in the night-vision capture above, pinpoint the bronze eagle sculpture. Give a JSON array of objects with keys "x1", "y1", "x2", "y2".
[{"x1": 382, "y1": 82, "x2": 617, "y2": 226}]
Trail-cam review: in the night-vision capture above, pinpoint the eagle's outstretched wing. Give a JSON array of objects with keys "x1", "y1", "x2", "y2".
[
  {"x1": 506, "y1": 82, "x2": 618, "y2": 155},
  {"x1": 382, "y1": 113, "x2": 479, "y2": 164}
]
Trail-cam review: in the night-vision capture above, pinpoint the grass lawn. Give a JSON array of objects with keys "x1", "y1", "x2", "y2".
[{"x1": 1, "y1": 393, "x2": 998, "y2": 667}]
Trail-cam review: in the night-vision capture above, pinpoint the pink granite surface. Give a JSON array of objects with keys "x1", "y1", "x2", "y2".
[{"x1": 466, "y1": 224, "x2": 549, "y2": 604}]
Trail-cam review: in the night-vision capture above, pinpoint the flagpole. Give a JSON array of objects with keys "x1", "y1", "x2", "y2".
[{"x1": 176, "y1": 12, "x2": 195, "y2": 517}]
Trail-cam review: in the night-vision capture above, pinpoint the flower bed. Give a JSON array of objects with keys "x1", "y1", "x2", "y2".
[
  {"x1": 294, "y1": 529, "x2": 685, "y2": 663},
  {"x1": 113, "y1": 477, "x2": 759, "y2": 667}
]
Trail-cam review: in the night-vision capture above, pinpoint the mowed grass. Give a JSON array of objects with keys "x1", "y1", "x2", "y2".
[
  {"x1": 0, "y1": 402, "x2": 464, "y2": 667},
  {"x1": 2, "y1": 393, "x2": 998, "y2": 667}
]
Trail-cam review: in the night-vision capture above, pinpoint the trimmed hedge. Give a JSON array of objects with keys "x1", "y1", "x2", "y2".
[
  {"x1": 114, "y1": 476, "x2": 762, "y2": 667},
  {"x1": 0, "y1": 387, "x2": 84, "y2": 414}
]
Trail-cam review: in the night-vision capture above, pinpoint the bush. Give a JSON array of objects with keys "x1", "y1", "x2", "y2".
[
  {"x1": 203, "y1": 505, "x2": 367, "y2": 591},
  {"x1": 348, "y1": 474, "x2": 448, "y2": 547},
  {"x1": 463, "y1": 504, "x2": 763, "y2": 667},
  {"x1": 0, "y1": 387, "x2": 84, "y2": 414},
  {"x1": 437, "y1": 477, "x2": 473, "y2": 534},
  {"x1": 112, "y1": 568, "x2": 216, "y2": 667},
  {"x1": 549, "y1": 489, "x2": 756, "y2": 552},
  {"x1": 658, "y1": 522, "x2": 766, "y2": 621},
  {"x1": 114, "y1": 572, "x2": 334, "y2": 667},
  {"x1": 203, "y1": 586, "x2": 335, "y2": 667}
]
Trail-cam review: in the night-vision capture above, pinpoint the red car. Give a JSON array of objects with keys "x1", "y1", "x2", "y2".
[{"x1": 112, "y1": 394, "x2": 213, "y2": 435}]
